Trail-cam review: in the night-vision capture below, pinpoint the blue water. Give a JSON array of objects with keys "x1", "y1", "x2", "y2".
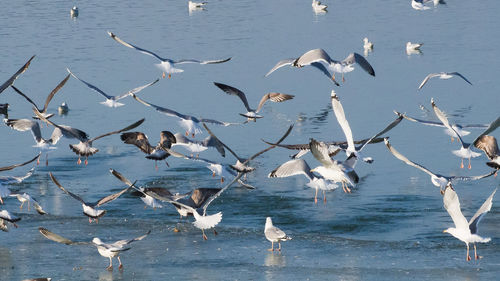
[{"x1": 1, "y1": 1, "x2": 499, "y2": 280}]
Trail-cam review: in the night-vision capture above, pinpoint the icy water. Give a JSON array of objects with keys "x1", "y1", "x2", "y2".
[{"x1": 1, "y1": 0, "x2": 500, "y2": 280}]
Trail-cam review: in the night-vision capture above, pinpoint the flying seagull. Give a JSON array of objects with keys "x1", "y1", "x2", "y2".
[
  {"x1": 49, "y1": 172, "x2": 133, "y2": 223},
  {"x1": 11, "y1": 73, "x2": 70, "y2": 120},
  {"x1": 39, "y1": 227, "x2": 150, "y2": 271},
  {"x1": 0, "y1": 168, "x2": 35, "y2": 204},
  {"x1": 108, "y1": 31, "x2": 231, "y2": 78},
  {"x1": 0, "y1": 55, "x2": 35, "y2": 95},
  {"x1": 67, "y1": 68, "x2": 159, "y2": 107},
  {"x1": 384, "y1": 138, "x2": 495, "y2": 193},
  {"x1": 120, "y1": 131, "x2": 176, "y2": 170},
  {"x1": 9, "y1": 192, "x2": 47, "y2": 215},
  {"x1": 213, "y1": 82, "x2": 294, "y2": 122},
  {"x1": 0, "y1": 210, "x2": 21, "y2": 231},
  {"x1": 418, "y1": 72, "x2": 472, "y2": 90},
  {"x1": 171, "y1": 132, "x2": 225, "y2": 157},
  {"x1": 443, "y1": 187, "x2": 496, "y2": 261},
  {"x1": 474, "y1": 135, "x2": 500, "y2": 171},
  {"x1": 265, "y1": 217, "x2": 292, "y2": 251}
]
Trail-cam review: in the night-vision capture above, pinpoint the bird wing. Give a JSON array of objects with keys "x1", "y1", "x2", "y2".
[
  {"x1": 11, "y1": 85, "x2": 41, "y2": 111},
  {"x1": 213, "y1": 82, "x2": 252, "y2": 112},
  {"x1": 89, "y1": 118, "x2": 145, "y2": 143},
  {"x1": 310, "y1": 62, "x2": 340, "y2": 85},
  {"x1": 255, "y1": 93, "x2": 294, "y2": 113},
  {"x1": 114, "y1": 78, "x2": 160, "y2": 101},
  {"x1": 357, "y1": 115, "x2": 404, "y2": 152},
  {"x1": 295, "y1": 48, "x2": 332, "y2": 66},
  {"x1": 42, "y1": 73, "x2": 71, "y2": 112},
  {"x1": 131, "y1": 93, "x2": 190, "y2": 120},
  {"x1": 120, "y1": 132, "x2": 154, "y2": 154},
  {"x1": 474, "y1": 135, "x2": 499, "y2": 160},
  {"x1": 395, "y1": 111, "x2": 445, "y2": 128},
  {"x1": 266, "y1": 226, "x2": 288, "y2": 240},
  {"x1": 4, "y1": 118, "x2": 42, "y2": 143},
  {"x1": 201, "y1": 172, "x2": 243, "y2": 214},
  {"x1": 175, "y1": 57, "x2": 231, "y2": 65},
  {"x1": 245, "y1": 124, "x2": 293, "y2": 164},
  {"x1": 265, "y1": 58, "x2": 295, "y2": 77},
  {"x1": 431, "y1": 99, "x2": 465, "y2": 146},
  {"x1": 67, "y1": 68, "x2": 113, "y2": 100},
  {"x1": 268, "y1": 159, "x2": 314, "y2": 181},
  {"x1": 309, "y1": 138, "x2": 336, "y2": 167},
  {"x1": 39, "y1": 227, "x2": 89, "y2": 245},
  {"x1": 342, "y1": 53, "x2": 375, "y2": 76},
  {"x1": 202, "y1": 123, "x2": 243, "y2": 162},
  {"x1": 95, "y1": 184, "x2": 133, "y2": 207},
  {"x1": 203, "y1": 135, "x2": 226, "y2": 157},
  {"x1": 449, "y1": 170, "x2": 496, "y2": 183},
  {"x1": 443, "y1": 188, "x2": 470, "y2": 232},
  {"x1": 108, "y1": 31, "x2": 166, "y2": 61},
  {"x1": 468, "y1": 188, "x2": 496, "y2": 234},
  {"x1": 49, "y1": 172, "x2": 86, "y2": 204},
  {"x1": 383, "y1": 138, "x2": 437, "y2": 178},
  {"x1": 0, "y1": 55, "x2": 35, "y2": 94},
  {"x1": 418, "y1": 73, "x2": 440, "y2": 90},
  {"x1": 449, "y1": 72, "x2": 472, "y2": 85},
  {"x1": 331, "y1": 90, "x2": 355, "y2": 154},
  {"x1": 33, "y1": 108, "x2": 88, "y2": 141},
  {"x1": 472, "y1": 116, "x2": 500, "y2": 146},
  {"x1": 112, "y1": 230, "x2": 151, "y2": 248},
  {"x1": 0, "y1": 153, "x2": 40, "y2": 172}
]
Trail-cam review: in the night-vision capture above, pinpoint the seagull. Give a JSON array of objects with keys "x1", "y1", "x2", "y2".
[
  {"x1": 0, "y1": 210, "x2": 21, "y2": 231},
  {"x1": 474, "y1": 135, "x2": 500, "y2": 171},
  {"x1": 363, "y1": 37, "x2": 373, "y2": 55},
  {"x1": 0, "y1": 153, "x2": 40, "y2": 172},
  {"x1": 70, "y1": 6, "x2": 78, "y2": 17},
  {"x1": 11, "y1": 74, "x2": 70, "y2": 120},
  {"x1": 384, "y1": 138, "x2": 495, "y2": 193},
  {"x1": 188, "y1": 1, "x2": 207, "y2": 11},
  {"x1": 411, "y1": 0, "x2": 431, "y2": 10},
  {"x1": 108, "y1": 31, "x2": 231, "y2": 78},
  {"x1": 266, "y1": 48, "x2": 375, "y2": 84},
  {"x1": 265, "y1": 217, "x2": 291, "y2": 252},
  {"x1": 418, "y1": 72, "x2": 472, "y2": 90},
  {"x1": 395, "y1": 110, "x2": 489, "y2": 142},
  {"x1": 58, "y1": 102, "x2": 69, "y2": 115},
  {"x1": 443, "y1": 187, "x2": 496, "y2": 261},
  {"x1": 34, "y1": 108, "x2": 145, "y2": 165},
  {"x1": 4, "y1": 118, "x2": 86, "y2": 165},
  {"x1": 312, "y1": 0, "x2": 327, "y2": 12},
  {"x1": 406, "y1": 42, "x2": 423, "y2": 55},
  {"x1": 49, "y1": 172, "x2": 133, "y2": 223},
  {"x1": 120, "y1": 131, "x2": 176, "y2": 170},
  {"x1": 431, "y1": 99, "x2": 500, "y2": 169},
  {"x1": 147, "y1": 173, "x2": 243, "y2": 240},
  {"x1": 0, "y1": 168, "x2": 35, "y2": 204},
  {"x1": 131, "y1": 93, "x2": 237, "y2": 137},
  {"x1": 171, "y1": 132, "x2": 225, "y2": 157},
  {"x1": 268, "y1": 159, "x2": 338, "y2": 204},
  {"x1": 9, "y1": 192, "x2": 47, "y2": 215},
  {"x1": 67, "y1": 68, "x2": 159, "y2": 107},
  {"x1": 39, "y1": 227, "x2": 150, "y2": 271},
  {"x1": 213, "y1": 82, "x2": 294, "y2": 122},
  {"x1": 309, "y1": 139, "x2": 359, "y2": 193},
  {"x1": 0, "y1": 55, "x2": 35, "y2": 95}
]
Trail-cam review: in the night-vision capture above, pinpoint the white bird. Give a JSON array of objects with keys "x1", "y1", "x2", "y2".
[
  {"x1": 269, "y1": 159, "x2": 337, "y2": 204},
  {"x1": 418, "y1": 72, "x2": 472, "y2": 90},
  {"x1": 11, "y1": 73, "x2": 70, "y2": 120},
  {"x1": 312, "y1": 0, "x2": 327, "y2": 12},
  {"x1": 406, "y1": 42, "x2": 423, "y2": 55},
  {"x1": 171, "y1": 132, "x2": 225, "y2": 157},
  {"x1": 188, "y1": 1, "x2": 207, "y2": 11},
  {"x1": 49, "y1": 172, "x2": 132, "y2": 223},
  {"x1": 9, "y1": 192, "x2": 47, "y2": 215},
  {"x1": 0, "y1": 168, "x2": 35, "y2": 204},
  {"x1": 131, "y1": 93, "x2": 236, "y2": 138},
  {"x1": 58, "y1": 102, "x2": 69, "y2": 115},
  {"x1": 474, "y1": 135, "x2": 500, "y2": 171},
  {"x1": 384, "y1": 138, "x2": 495, "y2": 193},
  {"x1": 0, "y1": 55, "x2": 35, "y2": 95},
  {"x1": 443, "y1": 187, "x2": 496, "y2": 261},
  {"x1": 213, "y1": 82, "x2": 294, "y2": 122},
  {"x1": 431, "y1": 99, "x2": 500, "y2": 169},
  {"x1": 265, "y1": 217, "x2": 292, "y2": 252},
  {"x1": 67, "y1": 68, "x2": 159, "y2": 108},
  {"x1": 70, "y1": 6, "x2": 78, "y2": 18},
  {"x1": 120, "y1": 131, "x2": 176, "y2": 170},
  {"x1": 0, "y1": 210, "x2": 21, "y2": 231},
  {"x1": 411, "y1": 0, "x2": 431, "y2": 10},
  {"x1": 39, "y1": 227, "x2": 150, "y2": 271},
  {"x1": 108, "y1": 31, "x2": 231, "y2": 78},
  {"x1": 363, "y1": 37, "x2": 373, "y2": 53}
]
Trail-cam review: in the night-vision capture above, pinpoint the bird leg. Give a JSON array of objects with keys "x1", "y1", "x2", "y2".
[
  {"x1": 164, "y1": 160, "x2": 170, "y2": 167},
  {"x1": 460, "y1": 158, "x2": 464, "y2": 169},
  {"x1": 84, "y1": 157, "x2": 88, "y2": 166},
  {"x1": 220, "y1": 177, "x2": 224, "y2": 183},
  {"x1": 46, "y1": 154, "x2": 48, "y2": 166},
  {"x1": 37, "y1": 156, "x2": 40, "y2": 165},
  {"x1": 278, "y1": 242, "x2": 282, "y2": 251},
  {"x1": 342, "y1": 73, "x2": 345, "y2": 83},
  {"x1": 331, "y1": 73, "x2": 336, "y2": 81},
  {"x1": 107, "y1": 257, "x2": 113, "y2": 271},
  {"x1": 168, "y1": 74, "x2": 172, "y2": 79},
  {"x1": 89, "y1": 217, "x2": 92, "y2": 224},
  {"x1": 342, "y1": 182, "x2": 351, "y2": 193},
  {"x1": 212, "y1": 172, "x2": 216, "y2": 177},
  {"x1": 202, "y1": 229, "x2": 208, "y2": 240},
  {"x1": 0, "y1": 197, "x2": 3, "y2": 204},
  {"x1": 314, "y1": 188, "x2": 318, "y2": 204},
  {"x1": 268, "y1": 241, "x2": 274, "y2": 251},
  {"x1": 450, "y1": 136, "x2": 454, "y2": 143},
  {"x1": 474, "y1": 244, "x2": 480, "y2": 260},
  {"x1": 467, "y1": 157, "x2": 471, "y2": 170},
  {"x1": 118, "y1": 256, "x2": 123, "y2": 270},
  {"x1": 13, "y1": 223, "x2": 18, "y2": 228},
  {"x1": 192, "y1": 133, "x2": 195, "y2": 138},
  {"x1": 185, "y1": 131, "x2": 189, "y2": 136},
  {"x1": 466, "y1": 244, "x2": 471, "y2": 261},
  {"x1": 213, "y1": 228, "x2": 218, "y2": 236},
  {"x1": 323, "y1": 190, "x2": 327, "y2": 204},
  {"x1": 77, "y1": 157, "x2": 82, "y2": 165},
  {"x1": 20, "y1": 201, "x2": 25, "y2": 210}
]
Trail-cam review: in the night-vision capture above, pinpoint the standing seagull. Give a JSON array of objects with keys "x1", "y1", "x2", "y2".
[
  {"x1": 67, "y1": 68, "x2": 159, "y2": 107},
  {"x1": 266, "y1": 48, "x2": 375, "y2": 83},
  {"x1": 474, "y1": 135, "x2": 500, "y2": 171},
  {"x1": 0, "y1": 55, "x2": 35, "y2": 95},
  {"x1": 264, "y1": 217, "x2": 292, "y2": 251},
  {"x1": 108, "y1": 31, "x2": 231, "y2": 78},
  {"x1": 120, "y1": 131, "x2": 176, "y2": 170},
  {"x1": 418, "y1": 72, "x2": 472, "y2": 90},
  {"x1": 406, "y1": 42, "x2": 423, "y2": 55},
  {"x1": 431, "y1": 99, "x2": 500, "y2": 169},
  {"x1": 443, "y1": 187, "x2": 496, "y2": 261},
  {"x1": 39, "y1": 227, "x2": 150, "y2": 271},
  {"x1": 11, "y1": 73, "x2": 70, "y2": 120},
  {"x1": 384, "y1": 138, "x2": 495, "y2": 193},
  {"x1": 49, "y1": 173, "x2": 133, "y2": 223},
  {"x1": 9, "y1": 192, "x2": 47, "y2": 215},
  {"x1": 312, "y1": 0, "x2": 327, "y2": 13},
  {"x1": 213, "y1": 82, "x2": 294, "y2": 122}
]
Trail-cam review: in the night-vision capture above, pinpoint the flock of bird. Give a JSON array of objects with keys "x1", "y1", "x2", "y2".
[{"x1": 1, "y1": 1, "x2": 499, "y2": 278}]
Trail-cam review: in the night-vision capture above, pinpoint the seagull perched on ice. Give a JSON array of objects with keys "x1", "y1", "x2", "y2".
[
  {"x1": 0, "y1": 55, "x2": 35, "y2": 95},
  {"x1": 39, "y1": 227, "x2": 150, "y2": 271},
  {"x1": 418, "y1": 72, "x2": 472, "y2": 90},
  {"x1": 213, "y1": 82, "x2": 294, "y2": 123},
  {"x1": 265, "y1": 217, "x2": 291, "y2": 251},
  {"x1": 443, "y1": 187, "x2": 496, "y2": 261},
  {"x1": 108, "y1": 31, "x2": 231, "y2": 78}
]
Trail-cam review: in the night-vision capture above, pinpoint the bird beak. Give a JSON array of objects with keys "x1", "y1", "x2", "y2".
[
  {"x1": 442, "y1": 230, "x2": 447, "y2": 233},
  {"x1": 310, "y1": 169, "x2": 315, "y2": 172}
]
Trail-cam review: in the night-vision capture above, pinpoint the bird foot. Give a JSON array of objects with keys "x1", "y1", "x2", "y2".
[
  {"x1": 37, "y1": 158, "x2": 40, "y2": 165},
  {"x1": 267, "y1": 248, "x2": 274, "y2": 252},
  {"x1": 440, "y1": 189, "x2": 445, "y2": 195},
  {"x1": 173, "y1": 227, "x2": 180, "y2": 232},
  {"x1": 314, "y1": 197, "x2": 318, "y2": 204},
  {"x1": 107, "y1": 265, "x2": 113, "y2": 271},
  {"x1": 118, "y1": 264, "x2": 123, "y2": 270},
  {"x1": 476, "y1": 254, "x2": 482, "y2": 260},
  {"x1": 168, "y1": 74, "x2": 171, "y2": 79},
  {"x1": 77, "y1": 158, "x2": 81, "y2": 165},
  {"x1": 468, "y1": 162, "x2": 471, "y2": 170},
  {"x1": 84, "y1": 159, "x2": 88, "y2": 165},
  {"x1": 192, "y1": 133, "x2": 195, "y2": 138},
  {"x1": 220, "y1": 177, "x2": 224, "y2": 183},
  {"x1": 13, "y1": 223, "x2": 18, "y2": 228},
  {"x1": 467, "y1": 255, "x2": 471, "y2": 261},
  {"x1": 213, "y1": 229, "x2": 218, "y2": 236},
  {"x1": 203, "y1": 234, "x2": 208, "y2": 240},
  {"x1": 323, "y1": 197, "x2": 327, "y2": 204},
  {"x1": 89, "y1": 218, "x2": 92, "y2": 224},
  {"x1": 185, "y1": 131, "x2": 189, "y2": 136},
  {"x1": 212, "y1": 172, "x2": 216, "y2": 177}
]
